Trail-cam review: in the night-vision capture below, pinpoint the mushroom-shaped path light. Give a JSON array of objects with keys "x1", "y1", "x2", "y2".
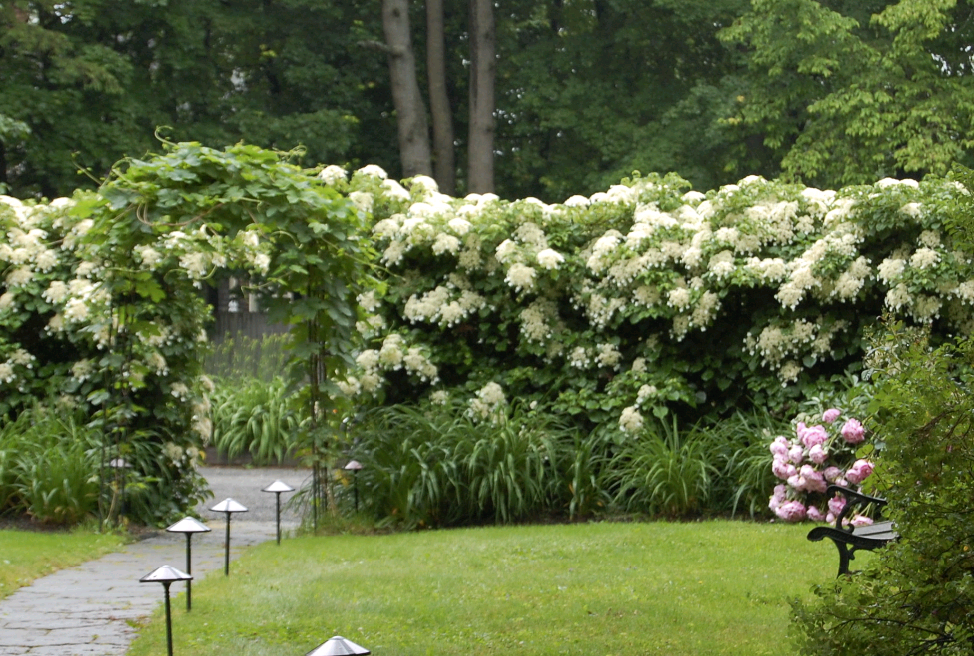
[
  {"x1": 306, "y1": 635, "x2": 371, "y2": 656},
  {"x1": 261, "y1": 480, "x2": 295, "y2": 545},
  {"x1": 209, "y1": 497, "x2": 248, "y2": 576},
  {"x1": 139, "y1": 565, "x2": 192, "y2": 656},
  {"x1": 165, "y1": 517, "x2": 211, "y2": 610}
]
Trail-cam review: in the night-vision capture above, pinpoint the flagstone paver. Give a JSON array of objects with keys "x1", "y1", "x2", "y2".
[{"x1": 0, "y1": 466, "x2": 310, "y2": 655}]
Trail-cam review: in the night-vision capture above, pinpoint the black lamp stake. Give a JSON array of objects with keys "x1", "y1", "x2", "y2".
[
  {"x1": 165, "y1": 517, "x2": 211, "y2": 611},
  {"x1": 261, "y1": 480, "x2": 295, "y2": 545},
  {"x1": 209, "y1": 498, "x2": 248, "y2": 576},
  {"x1": 343, "y1": 460, "x2": 363, "y2": 512},
  {"x1": 139, "y1": 566, "x2": 192, "y2": 656}
]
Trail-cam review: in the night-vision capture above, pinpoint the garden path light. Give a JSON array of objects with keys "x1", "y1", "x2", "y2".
[
  {"x1": 343, "y1": 460, "x2": 363, "y2": 511},
  {"x1": 261, "y1": 480, "x2": 295, "y2": 545},
  {"x1": 165, "y1": 516, "x2": 211, "y2": 610},
  {"x1": 209, "y1": 497, "x2": 248, "y2": 575},
  {"x1": 306, "y1": 635, "x2": 371, "y2": 655},
  {"x1": 139, "y1": 565, "x2": 192, "y2": 656}
]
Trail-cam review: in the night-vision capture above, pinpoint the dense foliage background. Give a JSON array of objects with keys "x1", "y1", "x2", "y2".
[{"x1": 5, "y1": 1, "x2": 974, "y2": 201}]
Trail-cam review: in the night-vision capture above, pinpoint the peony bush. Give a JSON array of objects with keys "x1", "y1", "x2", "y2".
[{"x1": 768, "y1": 409, "x2": 875, "y2": 523}]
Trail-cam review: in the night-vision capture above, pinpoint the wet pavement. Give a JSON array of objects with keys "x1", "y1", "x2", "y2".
[{"x1": 0, "y1": 466, "x2": 311, "y2": 655}]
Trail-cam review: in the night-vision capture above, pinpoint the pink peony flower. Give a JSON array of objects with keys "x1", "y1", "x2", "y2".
[
  {"x1": 808, "y1": 444, "x2": 829, "y2": 464},
  {"x1": 828, "y1": 496, "x2": 846, "y2": 517},
  {"x1": 772, "y1": 457, "x2": 797, "y2": 480},
  {"x1": 788, "y1": 444, "x2": 805, "y2": 464},
  {"x1": 841, "y1": 418, "x2": 865, "y2": 444},
  {"x1": 800, "y1": 424, "x2": 829, "y2": 449},
  {"x1": 850, "y1": 514, "x2": 874, "y2": 527},
  {"x1": 775, "y1": 500, "x2": 807, "y2": 522},
  {"x1": 768, "y1": 484, "x2": 788, "y2": 511},
  {"x1": 807, "y1": 505, "x2": 825, "y2": 522},
  {"x1": 823, "y1": 466, "x2": 843, "y2": 482},
  {"x1": 799, "y1": 465, "x2": 827, "y2": 493},
  {"x1": 823, "y1": 408, "x2": 841, "y2": 423},
  {"x1": 845, "y1": 459, "x2": 874, "y2": 484},
  {"x1": 769, "y1": 436, "x2": 790, "y2": 458}
]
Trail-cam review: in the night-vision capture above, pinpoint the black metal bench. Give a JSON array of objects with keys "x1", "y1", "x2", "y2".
[{"x1": 806, "y1": 484, "x2": 898, "y2": 576}]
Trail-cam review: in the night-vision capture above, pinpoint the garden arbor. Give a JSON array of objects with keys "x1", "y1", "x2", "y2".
[{"x1": 0, "y1": 141, "x2": 375, "y2": 524}]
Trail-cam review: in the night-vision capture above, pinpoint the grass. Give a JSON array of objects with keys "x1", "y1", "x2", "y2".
[
  {"x1": 0, "y1": 527, "x2": 126, "y2": 600},
  {"x1": 126, "y1": 520, "x2": 870, "y2": 655}
]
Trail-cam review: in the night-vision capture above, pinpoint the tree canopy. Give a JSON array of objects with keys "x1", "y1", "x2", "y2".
[{"x1": 3, "y1": 0, "x2": 974, "y2": 201}]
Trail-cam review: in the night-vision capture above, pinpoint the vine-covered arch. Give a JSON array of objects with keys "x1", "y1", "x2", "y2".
[{"x1": 1, "y1": 141, "x2": 376, "y2": 524}]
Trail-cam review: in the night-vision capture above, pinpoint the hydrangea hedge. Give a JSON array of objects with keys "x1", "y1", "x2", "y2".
[
  {"x1": 333, "y1": 169, "x2": 973, "y2": 437},
  {"x1": 4, "y1": 142, "x2": 973, "y2": 524}
]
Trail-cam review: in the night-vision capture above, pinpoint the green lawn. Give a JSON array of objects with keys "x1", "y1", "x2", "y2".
[
  {"x1": 0, "y1": 528, "x2": 126, "y2": 599},
  {"x1": 127, "y1": 521, "x2": 864, "y2": 655}
]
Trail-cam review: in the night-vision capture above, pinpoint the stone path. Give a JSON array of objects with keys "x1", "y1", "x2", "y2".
[{"x1": 0, "y1": 466, "x2": 312, "y2": 656}]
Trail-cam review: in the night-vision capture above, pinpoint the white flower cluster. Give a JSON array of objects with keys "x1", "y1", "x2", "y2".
[
  {"x1": 619, "y1": 406, "x2": 644, "y2": 433},
  {"x1": 403, "y1": 277, "x2": 487, "y2": 328},
  {"x1": 468, "y1": 381, "x2": 507, "y2": 422},
  {"x1": 341, "y1": 333, "x2": 439, "y2": 398}
]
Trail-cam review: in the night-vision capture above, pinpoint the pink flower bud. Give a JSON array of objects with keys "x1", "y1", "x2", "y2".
[{"x1": 823, "y1": 408, "x2": 841, "y2": 423}]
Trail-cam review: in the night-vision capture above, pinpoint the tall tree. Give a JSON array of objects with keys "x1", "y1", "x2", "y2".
[
  {"x1": 467, "y1": 0, "x2": 496, "y2": 193},
  {"x1": 721, "y1": 0, "x2": 974, "y2": 187},
  {"x1": 381, "y1": 0, "x2": 433, "y2": 178},
  {"x1": 427, "y1": 0, "x2": 456, "y2": 194}
]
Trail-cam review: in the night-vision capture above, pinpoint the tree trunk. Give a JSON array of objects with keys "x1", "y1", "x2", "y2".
[
  {"x1": 467, "y1": 0, "x2": 495, "y2": 193},
  {"x1": 426, "y1": 0, "x2": 455, "y2": 195},
  {"x1": 381, "y1": 0, "x2": 433, "y2": 178}
]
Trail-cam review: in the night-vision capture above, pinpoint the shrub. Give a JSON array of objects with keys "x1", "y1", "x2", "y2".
[{"x1": 792, "y1": 326, "x2": 974, "y2": 655}]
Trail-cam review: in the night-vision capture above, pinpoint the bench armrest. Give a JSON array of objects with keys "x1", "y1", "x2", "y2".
[{"x1": 825, "y1": 484, "x2": 887, "y2": 531}]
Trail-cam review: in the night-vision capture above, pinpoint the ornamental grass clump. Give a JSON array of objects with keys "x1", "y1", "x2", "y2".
[{"x1": 768, "y1": 408, "x2": 875, "y2": 523}]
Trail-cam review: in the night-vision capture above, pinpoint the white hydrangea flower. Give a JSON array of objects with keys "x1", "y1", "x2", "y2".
[
  {"x1": 447, "y1": 217, "x2": 472, "y2": 235},
  {"x1": 43, "y1": 281, "x2": 69, "y2": 304},
  {"x1": 5, "y1": 266, "x2": 33, "y2": 287},
  {"x1": 318, "y1": 165, "x2": 347, "y2": 185},
  {"x1": 910, "y1": 247, "x2": 940, "y2": 270},
  {"x1": 356, "y1": 164, "x2": 388, "y2": 179},
  {"x1": 667, "y1": 287, "x2": 691, "y2": 310},
  {"x1": 596, "y1": 343, "x2": 622, "y2": 369},
  {"x1": 619, "y1": 406, "x2": 644, "y2": 433},
  {"x1": 378, "y1": 334, "x2": 405, "y2": 368},
  {"x1": 569, "y1": 346, "x2": 590, "y2": 368},
  {"x1": 505, "y1": 263, "x2": 536, "y2": 292},
  {"x1": 0, "y1": 362, "x2": 14, "y2": 383},
  {"x1": 381, "y1": 178, "x2": 411, "y2": 201},
  {"x1": 564, "y1": 195, "x2": 590, "y2": 207},
  {"x1": 409, "y1": 175, "x2": 438, "y2": 192},
  {"x1": 636, "y1": 385, "x2": 658, "y2": 405},
  {"x1": 495, "y1": 239, "x2": 518, "y2": 264},
  {"x1": 537, "y1": 248, "x2": 565, "y2": 270},
  {"x1": 63, "y1": 298, "x2": 89, "y2": 322},
  {"x1": 432, "y1": 233, "x2": 461, "y2": 256},
  {"x1": 348, "y1": 191, "x2": 374, "y2": 214}
]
